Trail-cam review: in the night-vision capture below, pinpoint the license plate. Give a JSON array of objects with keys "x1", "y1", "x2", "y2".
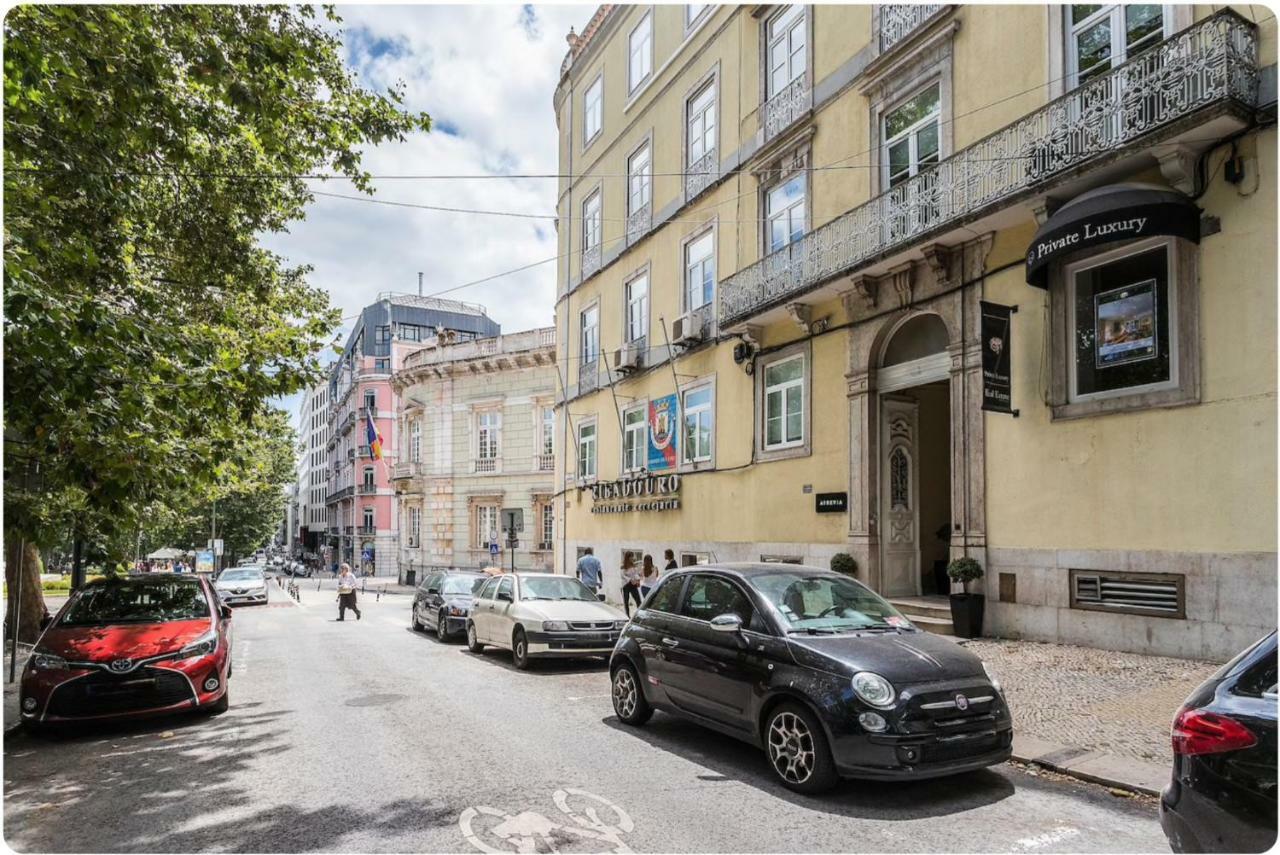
[{"x1": 577, "y1": 633, "x2": 607, "y2": 642}]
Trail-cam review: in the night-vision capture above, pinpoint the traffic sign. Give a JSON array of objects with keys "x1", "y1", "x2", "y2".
[
  {"x1": 488, "y1": 542, "x2": 499, "y2": 557},
  {"x1": 213, "y1": 539, "x2": 224, "y2": 556}
]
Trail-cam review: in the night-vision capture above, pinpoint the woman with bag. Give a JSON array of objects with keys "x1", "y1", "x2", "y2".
[{"x1": 336, "y1": 563, "x2": 362, "y2": 621}]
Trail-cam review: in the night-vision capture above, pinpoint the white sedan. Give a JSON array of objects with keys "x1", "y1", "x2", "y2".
[
  {"x1": 466, "y1": 573, "x2": 628, "y2": 669},
  {"x1": 214, "y1": 567, "x2": 269, "y2": 606}
]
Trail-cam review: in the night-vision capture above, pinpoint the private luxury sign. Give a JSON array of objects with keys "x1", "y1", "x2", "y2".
[
  {"x1": 589, "y1": 474, "x2": 682, "y2": 514},
  {"x1": 1028, "y1": 216, "x2": 1149, "y2": 262}
]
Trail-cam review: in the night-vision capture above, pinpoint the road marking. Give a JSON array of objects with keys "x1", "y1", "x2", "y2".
[
  {"x1": 566, "y1": 694, "x2": 612, "y2": 702},
  {"x1": 460, "y1": 788, "x2": 633, "y2": 853},
  {"x1": 1013, "y1": 825, "x2": 1080, "y2": 849},
  {"x1": 238, "y1": 640, "x2": 250, "y2": 676}
]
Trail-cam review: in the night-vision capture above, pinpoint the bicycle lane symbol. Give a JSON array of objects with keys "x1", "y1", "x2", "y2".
[{"x1": 459, "y1": 788, "x2": 635, "y2": 854}]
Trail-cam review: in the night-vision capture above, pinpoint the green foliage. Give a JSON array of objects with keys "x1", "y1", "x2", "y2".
[
  {"x1": 3, "y1": 6, "x2": 429, "y2": 556},
  {"x1": 830, "y1": 553, "x2": 858, "y2": 576},
  {"x1": 947, "y1": 557, "x2": 984, "y2": 593}
]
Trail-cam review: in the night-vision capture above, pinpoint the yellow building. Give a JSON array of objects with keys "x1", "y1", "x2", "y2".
[{"x1": 551, "y1": 4, "x2": 1276, "y2": 660}]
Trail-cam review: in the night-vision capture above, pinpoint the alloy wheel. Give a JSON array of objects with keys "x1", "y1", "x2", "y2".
[
  {"x1": 612, "y1": 668, "x2": 637, "y2": 719},
  {"x1": 767, "y1": 711, "x2": 815, "y2": 785},
  {"x1": 437, "y1": 612, "x2": 448, "y2": 641}
]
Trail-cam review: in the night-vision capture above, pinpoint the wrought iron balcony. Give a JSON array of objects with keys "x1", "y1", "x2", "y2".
[
  {"x1": 581, "y1": 243, "x2": 602, "y2": 279},
  {"x1": 720, "y1": 11, "x2": 1258, "y2": 328},
  {"x1": 357, "y1": 483, "x2": 377, "y2": 495},
  {"x1": 762, "y1": 77, "x2": 812, "y2": 143},
  {"x1": 626, "y1": 201, "x2": 651, "y2": 245},
  {"x1": 878, "y1": 4, "x2": 946, "y2": 52},
  {"x1": 358, "y1": 526, "x2": 376, "y2": 536},
  {"x1": 685, "y1": 150, "x2": 718, "y2": 201}
]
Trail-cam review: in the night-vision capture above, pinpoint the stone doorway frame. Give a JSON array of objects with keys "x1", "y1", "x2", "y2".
[{"x1": 843, "y1": 236, "x2": 991, "y2": 595}]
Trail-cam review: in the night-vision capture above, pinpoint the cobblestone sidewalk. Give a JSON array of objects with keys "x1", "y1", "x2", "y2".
[{"x1": 962, "y1": 638, "x2": 1221, "y2": 765}]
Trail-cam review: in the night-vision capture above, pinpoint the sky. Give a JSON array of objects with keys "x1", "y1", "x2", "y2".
[{"x1": 265, "y1": 3, "x2": 593, "y2": 419}]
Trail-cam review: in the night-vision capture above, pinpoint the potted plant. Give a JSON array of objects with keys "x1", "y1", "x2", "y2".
[
  {"x1": 946, "y1": 557, "x2": 985, "y2": 639},
  {"x1": 830, "y1": 553, "x2": 857, "y2": 577}
]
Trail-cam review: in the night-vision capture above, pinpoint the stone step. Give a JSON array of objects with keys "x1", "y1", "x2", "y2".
[
  {"x1": 887, "y1": 596, "x2": 954, "y2": 622},
  {"x1": 901, "y1": 614, "x2": 955, "y2": 635}
]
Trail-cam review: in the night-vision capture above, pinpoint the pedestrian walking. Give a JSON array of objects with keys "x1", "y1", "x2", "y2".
[
  {"x1": 576, "y1": 547, "x2": 602, "y2": 595},
  {"x1": 621, "y1": 554, "x2": 642, "y2": 616},
  {"x1": 336, "y1": 563, "x2": 362, "y2": 621},
  {"x1": 663, "y1": 549, "x2": 678, "y2": 572},
  {"x1": 641, "y1": 554, "x2": 660, "y2": 598}
]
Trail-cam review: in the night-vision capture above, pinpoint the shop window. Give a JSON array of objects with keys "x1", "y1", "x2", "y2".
[
  {"x1": 1050, "y1": 237, "x2": 1198, "y2": 420},
  {"x1": 680, "y1": 552, "x2": 710, "y2": 567}
]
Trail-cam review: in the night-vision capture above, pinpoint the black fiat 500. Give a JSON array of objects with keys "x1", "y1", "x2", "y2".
[{"x1": 609, "y1": 563, "x2": 1012, "y2": 793}]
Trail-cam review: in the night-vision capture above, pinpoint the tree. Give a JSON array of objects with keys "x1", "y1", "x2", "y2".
[{"x1": 4, "y1": 5, "x2": 430, "y2": 638}]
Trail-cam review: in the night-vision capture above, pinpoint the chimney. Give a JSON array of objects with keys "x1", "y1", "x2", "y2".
[{"x1": 417, "y1": 271, "x2": 423, "y2": 296}]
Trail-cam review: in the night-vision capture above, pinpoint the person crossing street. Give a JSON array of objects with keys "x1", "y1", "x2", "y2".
[{"x1": 336, "y1": 563, "x2": 362, "y2": 621}]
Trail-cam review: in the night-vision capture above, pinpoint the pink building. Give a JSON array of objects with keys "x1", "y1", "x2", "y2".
[{"x1": 325, "y1": 293, "x2": 500, "y2": 575}]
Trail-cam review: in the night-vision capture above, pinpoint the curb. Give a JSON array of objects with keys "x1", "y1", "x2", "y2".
[{"x1": 1011, "y1": 734, "x2": 1167, "y2": 796}]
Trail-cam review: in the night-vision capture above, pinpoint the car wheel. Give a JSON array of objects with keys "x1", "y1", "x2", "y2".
[
  {"x1": 411, "y1": 605, "x2": 423, "y2": 632},
  {"x1": 466, "y1": 621, "x2": 484, "y2": 653},
  {"x1": 512, "y1": 628, "x2": 531, "y2": 670},
  {"x1": 436, "y1": 611, "x2": 449, "y2": 642},
  {"x1": 207, "y1": 687, "x2": 230, "y2": 716},
  {"x1": 765, "y1": 702, "x2": 838, "y2": 794},
  {"x1": 611, "y1": 662, "x2": 652, "y2": 726}
]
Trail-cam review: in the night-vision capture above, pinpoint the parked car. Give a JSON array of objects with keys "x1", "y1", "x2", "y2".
[
  {"x1": 291, "y1": 562, "x2": 313, "y2": 578},
  {"x1": 412, "y1": 570, "x2": 486, "y2": 641},
  {"x1": 1160, "y1": 631, "x2": 1277, "y2": 853},
  {"x1": 213, "y1": 566, "x2": 269, "y2": 606},
  {"x1": 466, "y1": 573, "x2": 628, "y2": 669},
  {"x1": 20, "y1": 574, "x2": 233, "y2": 727},
  {"x1": 609, "y1": 563, "x2": 1011, "y2": 793}
]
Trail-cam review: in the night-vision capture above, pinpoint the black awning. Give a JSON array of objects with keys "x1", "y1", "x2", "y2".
[{"x1": 1025, "y1": 183, "x2": 1200, "y2": 288}]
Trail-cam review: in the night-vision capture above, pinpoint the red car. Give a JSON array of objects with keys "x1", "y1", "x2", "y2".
[{"x1": 20, "y1": 573, "x2": 233, "y2": 728}]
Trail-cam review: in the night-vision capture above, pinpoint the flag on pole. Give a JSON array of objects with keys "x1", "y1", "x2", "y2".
[{"x1": 364, "y1": 409, "x2": 384, "y2": 461}]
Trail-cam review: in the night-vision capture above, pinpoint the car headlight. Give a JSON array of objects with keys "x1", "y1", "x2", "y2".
[
  {"x1": 852, "y1": 671, "x2": 896, "y2": 708},
  {"x1": 542, "y1": 620, "x2": 569, "y2": 632},
  {"x1": 983, "y1": 661, "x2": 1001, "y2": 692},
  {"x1": 30, "y1": 653, "x2": 69, "y2": 671},
  {"x1": 613, "y1": 620, "x2": 628, "y2": 630},
  {"x1": 177, "y1": 630, "x2": 218, "y2": 659},
  {"x1": 448, "y1": 606, "x2": 467, "y2": 617}
]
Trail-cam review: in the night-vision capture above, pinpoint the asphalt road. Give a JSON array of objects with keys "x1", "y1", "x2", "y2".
[{"x1": 4, "y1": 582, "x2": 1171, "y2": 853}]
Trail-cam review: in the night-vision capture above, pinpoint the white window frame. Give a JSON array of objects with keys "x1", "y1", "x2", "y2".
[
  {"x1": 622, "y1": 403, "x2": 647, "y2": 474},
  {"x1": 627, "y1": 141, "x2": 652, "y2": 216},
  {"x1": 756, "y1": 342, "x2": 811, "y2": 461},
  {"x1": 408, "y1": 506, "x2": 421, "y2": 548},
  {"x1": 1065, "y1": 4, "x2": 1169, "y2": 89},
  {"x1": 765, "y1": 5, "x2": 807, "y2": 99},
  {"x1": 409, "y1": 419, "x2": 421, "y2": 463},
  {"x1": 577, "y1": 419, "x2": 598, "y2": 482},
  {"x1": 684, "y1": 228, "x2": 716, "y2": 312},
  {"x1": 584, "y1": 74, "x2": 603, "y2": 146},
  {"x1": 686, "y1": 3, "x2": 709, "y2": 29},
  {"x1": 476, "y1": 504, "x2": 500, "y2": 549},
  {"x1": 628, "y1": 12, "x2": 653, "y2": 94},
  {"x1": 541, "y1": 407, "x2": 555, "y2": 457},
  {"x1": 686, "y1": 81, "x2": 717, "y2": 166},
  {"x1": 580, "y1": 303, "x2": 600, "y2": 365},
  {"x1": 625, "y1": 272, "x2": 649, "y2": 344},
  {"x1": 766, "y1": 171, "x2": 807, "y2": 254},
  {"x1": 362, "y1": 507, "x2": 375, "y2": 530},
  {"x1": 541, "y1": 503, "x2": 554, "y2": 548},
  {"x1": 882, "y1": 81, "x2": 942, "y2": 190},
  {"x1": 582, "y1": 189, "x2": 602, "y2": 253},
  {"x1": 680, "y1": 380, "x2": 715, "y2": 467},
  {"x1": 477, "y1": 410, "x2": 501, "y2": 460}
]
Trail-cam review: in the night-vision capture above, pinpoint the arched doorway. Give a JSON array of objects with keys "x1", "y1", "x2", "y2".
[{"x1": 876, "y1": 314, "x2": 952, "y2": 598}]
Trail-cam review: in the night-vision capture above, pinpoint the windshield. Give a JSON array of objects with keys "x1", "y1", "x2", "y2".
[
  {"x1": 442, "y1": 575, "x2": 483, "y2": 596},
  {"x1": 751, "y1": 572, "x2": 907, "y2": 632},
  {"x1": 218, "y1": 570, "x2": 263, "y2": 583},
  {"x1": 520, "y1": 576, "x2": 597, "y2": 601},
  {"x1": 61, "y1": 580, "x2": 211, "y2": 626}
]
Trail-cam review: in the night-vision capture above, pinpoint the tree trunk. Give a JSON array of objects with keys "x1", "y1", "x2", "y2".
[{"x1": 5, "y1": 538, "x2": 47, "y2": 644}]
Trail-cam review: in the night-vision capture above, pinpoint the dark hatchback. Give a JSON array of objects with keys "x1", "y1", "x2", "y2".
[
  {"x1": 609, "y1": 563, "x2": 1011, "y2": 793},
  {"x1": 412, "y1": 570, "x2": 486, "y2": 641},
  {"x1": 1161, "y1": 631, "x2": 1277, "y2": 853}
]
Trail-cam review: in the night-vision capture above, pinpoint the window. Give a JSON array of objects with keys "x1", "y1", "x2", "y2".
[
  {"x1": 1068, "y1": 241, "x2": 1175, "y2": 402},
  {"x1": 681, "y1": 552, "x2": 711, "y2": 567},
  {"x1": 625, "y1": 274, "x2": 648, "y2": 343},
  {"x1": 884, "y1": 83, "x2": 940, "y2": 189},
  {"x1": 577, "y1": 421, "x2": 597, "y2": 480},
  {"x1": 364, "y1": 390, "x2": 376, "y2": 412},
  {"x1": 541, "y1": 408, "x2": 555, "y2": 457},
  {"x1": 477, "y1": 411, "x2": 501, "y2": 460},
  {"x1": 400, "y1": 324, "x2": 421, "y2": 342},
  {"x1": 763, "y1": 354, "x2": 805, "y2": 449},
  {"x1": 628, "y1": 13, "x2": 652, "y2": 93},
  {"x1": 374, "y1": 325, "x2": 391, "y2": 345},
  {"x1": 682, "y1": 384, "x2": 713, "y2": 464},
  {"x1": 584, "y1": 75, "x2": 603, "y2": 144},
  {"x1": 541, "y1": 503, "x2": 554, "y2": 548},
  {"x1": 684, "y1": 230, "x2": 715, "y2": 311},
  {"x1": 477, "y1": 576, "x2": 499, "y2": 601},
  {"x1": 686, "y1": 3, "x2": 708, "y2": 27},
  {"x1": 374, "y1": 358, "x2": 390, "y2": 373},
  {"x1": 496, "y1": 576, "x2": 514, "y2": 600},
  {"x1": 627, "y1": 142, "x2": 652, "y2": 216},
  {"x1": 680, "y1": 575, "x2": 755, "y2": 625},
  {"x1": 1068, "y1": 5, "x2": 1163, "y2": 87},
  {"x1": 409, "y1": 420, "x2": 421, "y2": 462},
  {"x1": 647, "y1": 575, "x2": 686, "y2": 613},
  {"x1": 622, "y1": 406, "x2": 646, "y2": 473},
  {"x1": 766, "y1": 6, "x2": 807, "y2": 98},
  {"x1": 766, "y1": 173, "x2": 806, "y2": 252},
  {"x1": 687, "y1": 82, "x2": 717, "y2": 166},
  {"x1": 362, "y1": 466, "x2": 375, "y2": 488},
  {"x1": 582, "y1": 190, "x2": 602, "y2": 253},
  {"x1": 362, "y1": 507, "x2": 375, "y2": 530},
  {"x1": 476, "y1": 505, "x2": 499, "y2": 548},
  {"x1": 580, "y1": 304, "x2": 600, "y2": 365},
  {"x1": 408, "y1": 507, "x2": 421, "y2": 548}
]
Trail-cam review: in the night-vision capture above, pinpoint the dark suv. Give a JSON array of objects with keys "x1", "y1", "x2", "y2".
[
  {"x1": 609, "y1": 563, "x2": 1012, "y2": 793},
  {"x1": 412, "y1": 570, "x2": 486, "y2": 641}
]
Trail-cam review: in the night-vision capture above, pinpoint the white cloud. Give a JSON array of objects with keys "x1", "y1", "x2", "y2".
[{"x1": 264, "y1": 3, "x2": 592, "y2": 417}]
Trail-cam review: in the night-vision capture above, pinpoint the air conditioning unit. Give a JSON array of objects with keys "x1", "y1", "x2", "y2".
[
  {"x1": 671, "y1": 313, "x2": 705, "y2": 348},
  {"x1": 613, "y1": 342, "x2": 642, "y2": 373}
]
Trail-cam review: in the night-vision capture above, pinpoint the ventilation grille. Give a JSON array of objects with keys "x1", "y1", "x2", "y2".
[{"x1": 1071, "y1": 570, "x2": 1184, "y2": 618}]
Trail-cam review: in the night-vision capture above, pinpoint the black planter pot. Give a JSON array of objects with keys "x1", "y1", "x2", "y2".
[{"x1": 949, "y1": 593, "x2": 985, "y2": 639}]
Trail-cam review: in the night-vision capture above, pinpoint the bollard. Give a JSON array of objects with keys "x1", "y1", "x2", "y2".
[
  {"x1": 376, "y1": 587, "x2": 382, "y2": 602},
  {"x1": 317, "y1": 579, "x2": 322, "y2": 592}
]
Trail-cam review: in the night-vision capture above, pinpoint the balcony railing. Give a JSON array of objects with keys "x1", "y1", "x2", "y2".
[
  {"x1": 358, "y1": 483, "x2": 377, "y2": 495},
  {"x1": 358, "y1": 526, "x2": 376, "y2": 536},
  {"x1": 344, "y1": 526, "x2": 354, "y2": 535},
  {"x1": 581, "y1": 243, "x2": 602, "y2": 279},
  {"x1": 762, "y1": 76, "x2": 812, "y2": 143},
  {"x1": 392, "y1": 462, "x2": 420, "y2": 480},
  {"x1": 720, "y1": 11, "x2": 1258, "y2": 328},
  {"x1": 626, "y1": 201, "x2": 652, "y2": 245},
  {"x1": 878, "y1": 4, "x2": 946, "y2": 52},
  {"x1": 474, "y1": 457, "x2": 498, "y2": 474},
  {"x1": 535, "y1": 453, "x2": 555, "y2": 472},
  {"x1": 401, "y1": 327, "x2": 556, "y2": 371},
  {"x1": 685, "y1": 150, "x2": 717, "y2": 201},
  {"x1": 579, "y1": 359, "x2": 599, "y2": 394}
]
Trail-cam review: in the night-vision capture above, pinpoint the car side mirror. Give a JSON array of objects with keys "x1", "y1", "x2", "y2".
[
  {"x1": 496, "y1": 592, "x2": 513, "y2": 603},
  {"x1": 220, "y1": 605, "x2": 233, "y2": 620},
  {"x1": 710, "y1": 613, "x2": 743, "y2": 633},
  {"x1": 597, "y1": 593, "x2": 607, "y2": 602},
  {"x1": 427, "y1": 588, "x2": 440, "y2": 595}
]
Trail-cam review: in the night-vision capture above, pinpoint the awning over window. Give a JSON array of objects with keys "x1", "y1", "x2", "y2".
[{"x1": 1025, "y1": 183, "x2": 1201, "y2": 288}]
